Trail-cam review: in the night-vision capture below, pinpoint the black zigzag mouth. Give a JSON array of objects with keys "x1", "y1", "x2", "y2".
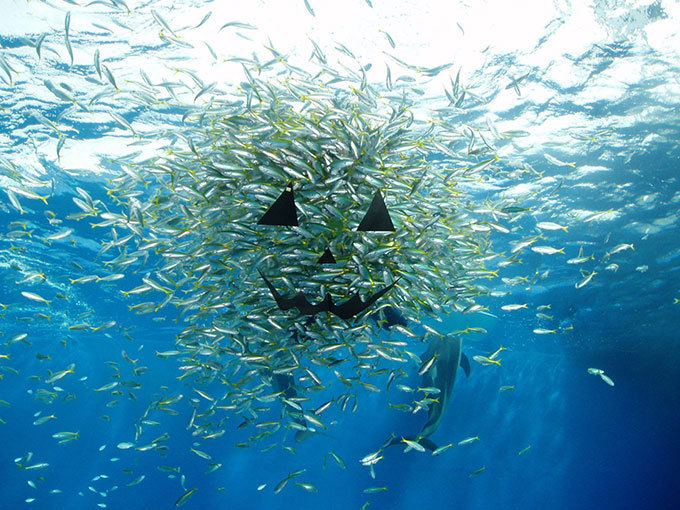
[{"x1": 258, "y1": 270, "x2": 398, "y2": 320}]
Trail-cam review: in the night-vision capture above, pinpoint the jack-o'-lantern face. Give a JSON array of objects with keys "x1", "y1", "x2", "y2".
[{"x1": 257, "y1": 182, "x2": 399, "y2": 320}]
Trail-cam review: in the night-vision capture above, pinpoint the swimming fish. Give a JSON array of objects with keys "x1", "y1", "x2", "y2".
[
  {"x1": 472, "y1": 355, "x2": 501, "y2": 366},
  {"x1": 536, "y1": 221, "x2": 568, "y2": 232},
  {"x1": 457, "y1": 436, "x2": 480, "y2": 445},
  {"x1": 531, "y1": 246, "x2": 564, "y2": 255},
  {"x1": 587, "y1": 368, "x2": 614, "y2": 386},
  {"x1": 567, "y1": 247, "x2": 594, "y2": 264}
]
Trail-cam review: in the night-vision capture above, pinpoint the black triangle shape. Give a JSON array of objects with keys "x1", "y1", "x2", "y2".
[
  {"x1": 357, "y1": 190, "x2": 395, "y2": 231},
  {"x1": 257, "y1": 184, "x2": 298, "y2": 226},
  {"x1": 317, "y1": 248, "x2": 336, "y2": 264}
]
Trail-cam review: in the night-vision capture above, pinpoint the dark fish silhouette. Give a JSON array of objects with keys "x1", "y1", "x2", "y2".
[
  {"x1": 419, "y1": 334, "x2": 469, "y2": 437},
  {"x1": 382, "y1": 334, "x2": 470, "y2": 451}
]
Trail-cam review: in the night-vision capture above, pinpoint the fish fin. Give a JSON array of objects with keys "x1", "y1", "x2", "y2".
[
  {"x1": 418, "y1": 437, "x2": 438, "y2": 452},
  {"x1": 460, "y1": 352, "x2": 471, "y2": 378},
  {"x1": 294, "y1": 430, "x2": 314, "y2": 443}
]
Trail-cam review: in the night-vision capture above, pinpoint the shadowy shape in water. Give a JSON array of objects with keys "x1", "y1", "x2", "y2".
[
  {"x1": 271, "y1": 372, "x2": 314, "y2": 443},
  {"x1": 382, "y1": 334, "x2": 470, "y2": 451}
]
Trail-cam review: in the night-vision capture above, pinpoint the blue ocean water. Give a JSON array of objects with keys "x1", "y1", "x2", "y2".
[{"x1": 2, "y1": 1, "x2": 680, "y2": 509}]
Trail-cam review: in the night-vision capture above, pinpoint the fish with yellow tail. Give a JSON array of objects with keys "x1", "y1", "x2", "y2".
[{"x1": 472, "y1": 355, "x2": 501, "y2": 366}]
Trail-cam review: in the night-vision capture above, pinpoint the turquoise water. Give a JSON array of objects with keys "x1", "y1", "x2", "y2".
[{"x1": 1, "y1": 1, "x2": 679, "y2": 509}]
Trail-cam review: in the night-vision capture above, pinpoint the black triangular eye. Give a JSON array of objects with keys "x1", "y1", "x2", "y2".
[
  {"x1": 357, "y1": 190, "x2": 395, "y2": 231},
  {"x1": 317, "y1": 248, "x2": 336, "y2": 264},
  {"x1": 257, "y1": 183, "x2": 298, "y2": 226}
]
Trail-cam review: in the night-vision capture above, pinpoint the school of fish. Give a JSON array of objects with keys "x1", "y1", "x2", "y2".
[{"x1": 1, "y1": 1, "x2": 659, "y2": 505}]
